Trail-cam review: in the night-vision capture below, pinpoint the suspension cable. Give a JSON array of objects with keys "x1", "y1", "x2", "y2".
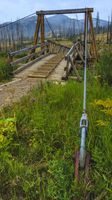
[
  {"x1": 45, "y1": 16, "x2": 57, "y2": 39},
  {"x1": 66, "y1": 18, "x2": 72, "y2": 38},
  {"x1": 76, "y1": 14, "x2": 80, "y2": 36},
  {"x1": 0, "y1": 12, "x2": 36, "y2": 29}
]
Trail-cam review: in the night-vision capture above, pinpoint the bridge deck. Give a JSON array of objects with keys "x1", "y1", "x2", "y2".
[
  {"x1": 14, "y1": 54, "x2": 55, "y2": 79},
  {"x1": 28, "y1": 53, "x2": 65, "y2": 78},
  {"x1": 0, "y1": 54, "x2": 66, "y2": 108}
]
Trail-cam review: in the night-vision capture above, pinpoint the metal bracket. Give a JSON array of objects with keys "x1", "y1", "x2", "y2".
[{"x1": 80, "y1": 113, "x2": 88, "y2": 130}]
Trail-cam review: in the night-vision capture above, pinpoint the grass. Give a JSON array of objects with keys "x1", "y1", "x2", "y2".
[
  {"x1": 96, "y1": 48, "x2": 112, "y2": 86},
  {"x1": 0, "y1": 69, "x2": 112, "y2": 199},
  {"x1": 55, "y1": 39, "x2": 73, "y2": 48},
  {"x1": 0, "y1": 52, "x2": 12, "y2": 83},
  {"x1": 0, "y1": 46, "x2": 112, "y2": 199}
]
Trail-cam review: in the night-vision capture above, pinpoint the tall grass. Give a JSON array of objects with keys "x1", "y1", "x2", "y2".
[
  {"x1": 0, "y1": 52, "x2": 11, "y2": 82},
  {"x1": 0, "y1": 75, "x2": 112, "y2": 199},
  {"x1": 97, "y1": 48, "x2": 112, "y2": 86}
]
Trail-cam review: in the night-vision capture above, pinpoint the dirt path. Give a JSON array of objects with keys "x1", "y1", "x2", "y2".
[{"x1": 0, "y1": 55, "x2": 66, "y2": 108}]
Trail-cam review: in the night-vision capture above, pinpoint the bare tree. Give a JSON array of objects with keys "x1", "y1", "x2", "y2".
[{"x1": 96, "y1": 12, "x2": 100, "y2": 34}]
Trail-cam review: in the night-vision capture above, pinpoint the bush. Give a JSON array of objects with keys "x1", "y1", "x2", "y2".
[
  {"x1": 0, "y1": 58, "x2": 12, "y2": 82},
  {"x1": 97, "y1": 49, "x2": 112, "y2": 86},
  {"x1": 0, "y1": 81, "x2": 112, "y2": 199}
]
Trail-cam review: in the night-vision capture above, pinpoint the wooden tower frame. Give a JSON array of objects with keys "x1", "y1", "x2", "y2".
[{"x1": 34, "y1": 8, "x2": 97, "y2": 59}]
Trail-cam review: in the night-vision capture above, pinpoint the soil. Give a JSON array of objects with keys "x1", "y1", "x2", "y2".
[{"x1": 0, "y1": 55, "x2": 66, "y2": 108}]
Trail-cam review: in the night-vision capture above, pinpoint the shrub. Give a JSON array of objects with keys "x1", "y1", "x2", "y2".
[
  {"x1": 0, "y1": 80, "x2": 111, "y2": 199},
  {"x1": 97, "y1": 49, "x2": 112, "y2": 86},
  {"x1": 0, "y1": 58, "x2": 12, "y2": 82}
]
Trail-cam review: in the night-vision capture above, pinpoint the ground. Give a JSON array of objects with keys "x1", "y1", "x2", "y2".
[
  {"x1": 0, "y1": 41, "x2": 112, "y2": 200},
  {"x1": 0, "y1": 55, "x2": 66, "y2": 108}
]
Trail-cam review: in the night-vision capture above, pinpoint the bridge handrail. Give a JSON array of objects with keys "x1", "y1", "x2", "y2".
[
  {"x1": 65, "y1": 42, "x2": 80, "y2": 59},
  {"x1": 10, "y1": 49, "x2": 48, "y2": 66},
  {"x1": 8, "y1": 42, "x2": 49, "y2": 57},
  {"x1": 47, "y1": 40, "x2": 70, "y2": 50}
]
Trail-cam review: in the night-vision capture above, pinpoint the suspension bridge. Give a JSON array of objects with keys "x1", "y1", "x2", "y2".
[
  {"x1": 0, "y1": 8, "x2": 98, "y2": 199},
  {"x1": 6, "y1": 8, "x2": 97, "y2": 80}
]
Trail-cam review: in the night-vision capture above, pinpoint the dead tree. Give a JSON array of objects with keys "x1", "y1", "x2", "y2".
[{"x1": 96, "y1": 12, "x2": 100, "y2": 34}]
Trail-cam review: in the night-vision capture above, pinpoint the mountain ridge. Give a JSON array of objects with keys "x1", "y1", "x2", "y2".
[{"x1": 0, "y1": 14, "x2": 108, "y2": 38}]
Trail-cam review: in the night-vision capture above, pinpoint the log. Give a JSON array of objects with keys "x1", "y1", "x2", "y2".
[
  {"x1": 36, "y1": 8, "x2": 93, "y2": 15},
  {"x1": 47, "y1": 39, "x2": 70, "y2": 50},
  {"x1": 65, "y1": 42, "x2": 79, "y2": 59},
  {"x1": 11, "y1": 48, "x2": 49, "y2": 66},
  {"x1": 69, "y1": 56, "x2": 82, "y2": 82},
  {"x1": 9, "y1": 42, "x2": 48, "y2": 57}
]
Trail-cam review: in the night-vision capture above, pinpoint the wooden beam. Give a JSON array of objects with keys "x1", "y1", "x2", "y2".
[
  {"x1": 40, "y1": 14, "x2": 45, "y2": 50},
  {"x1": 65, "y1": 42, "x2": 79, "y2": 59},
  {"x1": 88, "y1": 12, "x2": 98, "y2": 59},
  {"x1": 8, "y1": 44, "x2": 41, "y2": 57},
  {"x1": 10, "y1": 48, "x2": 48, "y2": 66},
  {"x1": 47, "y1": 40, "x2": 70, "y2": 50},
  {"x1": 75, "y1": 46, "x2": 85, "y2": 63},
  {"x1": 69, "y1": 56, "x2": 82, "y2": 81},
  {"x1": 36, "y1": 8, "x2": 93, "y2": 15},
  {"x1": 34, "y1": 15, "x2": 41, "y2": 45}
]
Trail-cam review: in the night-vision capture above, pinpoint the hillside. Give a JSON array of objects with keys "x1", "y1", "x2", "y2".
[{"x1": 0, "y1": 14, "x2": 108, "y2": 38}]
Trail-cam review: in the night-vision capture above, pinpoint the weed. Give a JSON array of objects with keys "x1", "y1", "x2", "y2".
[
  {"x1": 96, "y1": 49, "x2": 112, "y2": 86},
  {"x1": 0, "y1": 76, "x2": 112, "y2": 199}
]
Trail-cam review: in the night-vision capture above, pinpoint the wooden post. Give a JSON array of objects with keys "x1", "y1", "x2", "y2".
[
  {"x1": 8, "y1": 54, "x2": 13, "y2": 65},
  {"x1": 31, "y1": 14, "x2": 44, "y2": 57},
  {"x1": 34, "y1": 15, "x2": 41, "y2": 46},
  {"x1": 88, "y1": 12, "x2": 98, "y2": 59},
  {"x1": 40, "y1": 14, "x2": 45, "y2": 51}
]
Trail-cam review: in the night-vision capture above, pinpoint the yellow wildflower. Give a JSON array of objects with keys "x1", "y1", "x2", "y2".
[{"x1": 96, "y1": 120, "x2": 108, "y2": 127}]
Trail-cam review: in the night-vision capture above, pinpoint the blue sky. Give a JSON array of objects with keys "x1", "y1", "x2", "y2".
[{"x1": 0, "y1": 0, "x2": 111, "y2": 23}]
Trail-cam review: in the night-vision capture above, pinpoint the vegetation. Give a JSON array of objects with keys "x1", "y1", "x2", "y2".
[
  {"x1": 0, "y1": 62, "x2": 112, "y2": 199},
  {"x1": 0, "y1": 25, "x2": 112, "y2": 198},
  {"x1": 97, "y1": 48, "x2": 112, "y2": 86},
  {"x1": 0, "y1": 52, "x2": 12, "y2": 82}
]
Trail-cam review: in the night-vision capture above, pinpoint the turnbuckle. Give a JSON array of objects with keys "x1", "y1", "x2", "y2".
[
  {"x1": 80, "y1": 112, "x2": 88, "y2": 130},
  {"x1": 79, "y1": 113, "x2": 88, "y2": 169},
  {"x1": 73, "y1": 113, "x2": 91, "y2": 199}
]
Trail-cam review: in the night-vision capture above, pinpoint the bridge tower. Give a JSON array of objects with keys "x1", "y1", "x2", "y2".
[{"x1": 34, "y1": 8, "x2": 97, "y2": 59}]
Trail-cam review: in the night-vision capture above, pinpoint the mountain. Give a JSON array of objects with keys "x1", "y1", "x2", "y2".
[
  {"x1": 92, "y1": 18, "x2": 108, "y2": 27},
  {"x1": 0, "y1": 14, "x2": 108, "y2": 39}
]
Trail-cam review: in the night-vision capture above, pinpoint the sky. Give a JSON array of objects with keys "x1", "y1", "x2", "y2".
[{"x1": 0, "y1": 0, "x2": 111, "y2": 23}]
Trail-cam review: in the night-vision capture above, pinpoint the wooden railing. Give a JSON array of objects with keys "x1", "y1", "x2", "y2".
[
  {"x1": 8, "y1": 42, "x2": 49, "y2": 67},
  {"x1": 62, "y1": 42, "x2": 84, "y2": 81},
  {"x1": 47, "y1": 40, "x2": 70, "y2": 54}
]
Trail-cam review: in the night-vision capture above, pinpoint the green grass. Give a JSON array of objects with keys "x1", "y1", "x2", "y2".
[
  {"x1": 0, "y1": 52, "x2": 12, "y2": 82},
  {"x1": 0, "y1": 57, "x2": 11, "y2": 82},
  {"x1": 0, "y1": 48, "x2": 112, "y2": 199},
  {"x1": 0, "y1": 72, "x2": 112, "y2": 199},
  {"x1": 55, "y1": 39, "x2": 73, "y2": 48},
  {"x1": 96, "y1": 48, "x2": 112, "y2": 86}
]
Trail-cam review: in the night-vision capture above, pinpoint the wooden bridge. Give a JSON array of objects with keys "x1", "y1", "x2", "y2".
[
  {"x1": 7, "y1": 8, "x2": 97, "y2": 81},
  {"x1": 1, "y1": 8, "x2": 98, "y2": 114}
]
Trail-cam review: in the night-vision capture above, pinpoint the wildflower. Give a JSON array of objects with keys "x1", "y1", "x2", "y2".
[{"x1": 96, "y1": 120, "x2": 108, "y2": 127}]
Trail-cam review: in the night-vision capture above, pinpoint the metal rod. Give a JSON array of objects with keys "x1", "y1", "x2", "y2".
[
  {"x1": 79, "y1": 11, "x2": 89, "y2": 169},
  {"x1": 36, "y1": 8, "x2": 93, "y2": 15},
  {"x1": 83, "y1": 11, "x2": 88, "y2": 112},
  {"x1": 80, "y1": 127, "x2": 86, "y2": 168}
]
